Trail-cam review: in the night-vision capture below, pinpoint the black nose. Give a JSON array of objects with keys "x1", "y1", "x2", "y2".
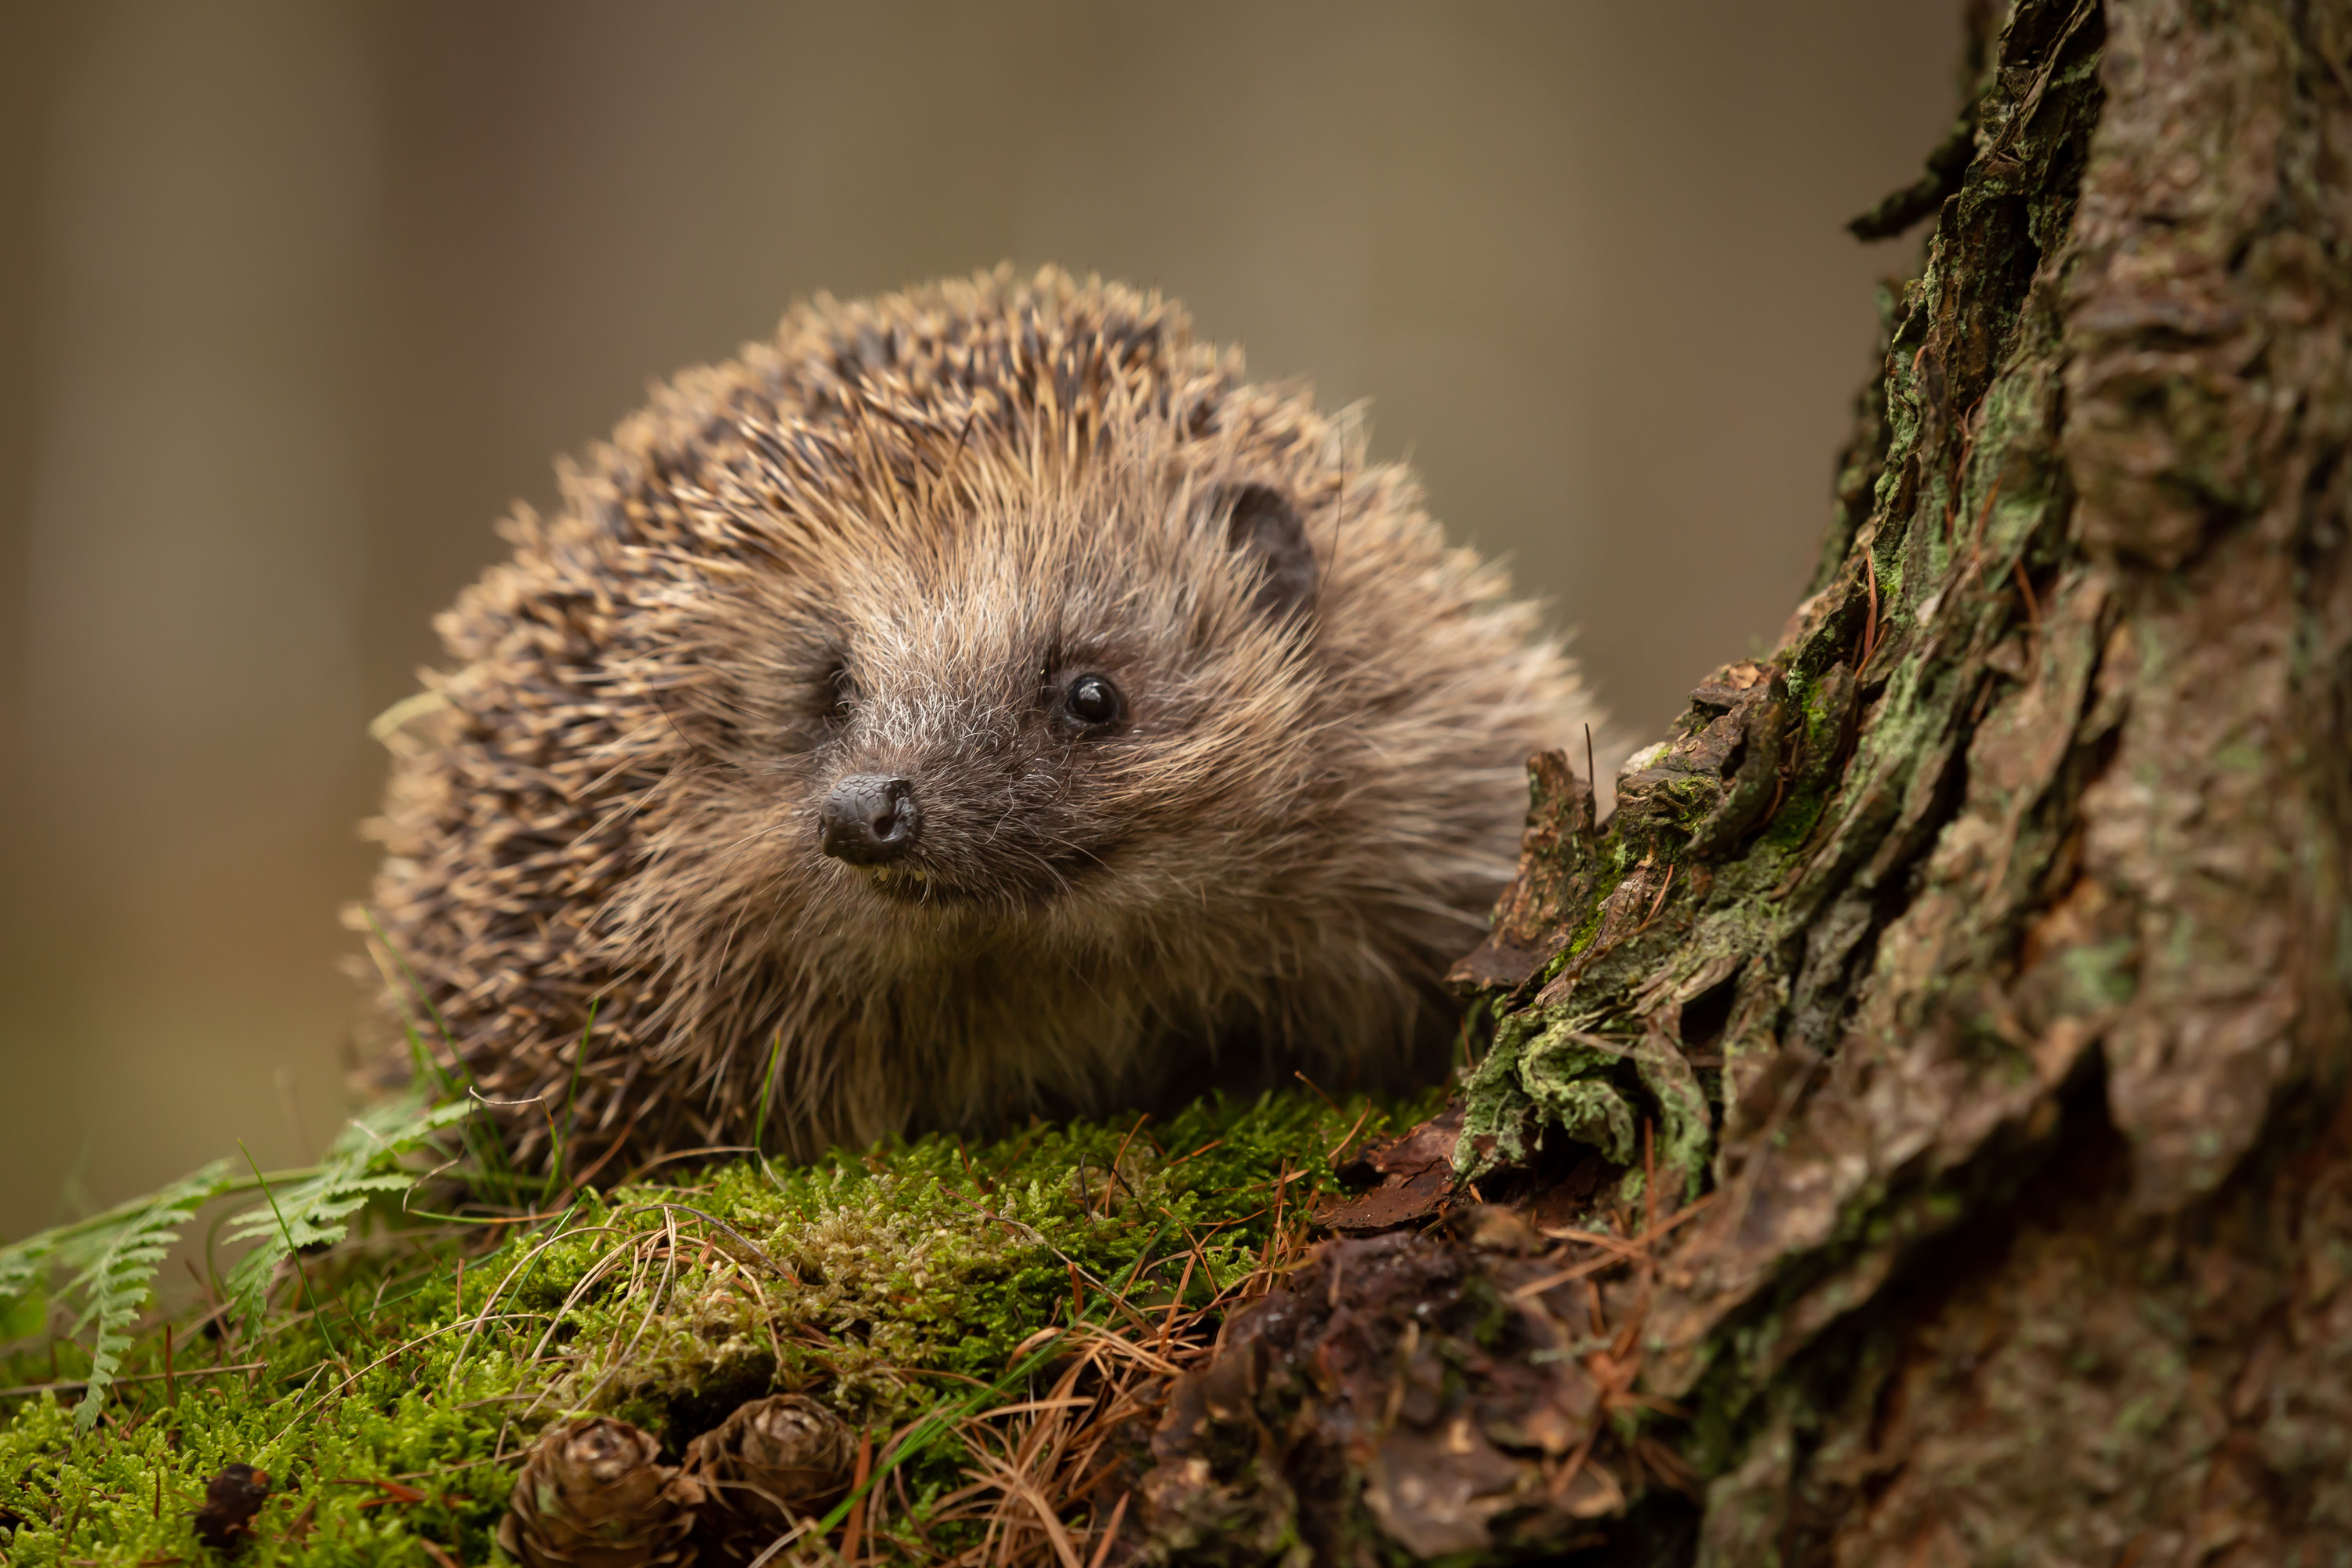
[{"x1": 819, "y1": 775, "x2": 920, "y2": 864}]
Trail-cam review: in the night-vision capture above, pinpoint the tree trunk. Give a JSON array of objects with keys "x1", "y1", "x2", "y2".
[{"x1": 1134, "y1": 2, "x2": 2352, "y2": 1561}]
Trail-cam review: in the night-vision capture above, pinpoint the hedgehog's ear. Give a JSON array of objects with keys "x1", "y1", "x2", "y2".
[{"x1": 1221, "y1": 483, "x2": 1316, "y2": 621}]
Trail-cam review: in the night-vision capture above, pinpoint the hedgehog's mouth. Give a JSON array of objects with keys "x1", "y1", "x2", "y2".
[
  {"x1": 858, "y1": 863, "x2": 984, "y2": 906},
  {"x1": 854, "y1": 857, "x2": 1094, "y2": 909}
]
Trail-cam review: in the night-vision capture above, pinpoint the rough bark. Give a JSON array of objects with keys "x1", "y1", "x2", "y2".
[{"x1": 1134, "y1": 1, "x2": 2352, "y2": 1560}]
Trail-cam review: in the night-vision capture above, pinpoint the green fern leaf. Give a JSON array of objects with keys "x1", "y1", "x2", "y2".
[
  {"x1": 223, "y1": 1094, "x2": 471, "y2": 1327},
  {"x1": 0, "y1": 1236, "x2": 56, "y2": 1342},
  {"x1": 66, "y1": 1163, "x2": 234, "y2": 1432}
]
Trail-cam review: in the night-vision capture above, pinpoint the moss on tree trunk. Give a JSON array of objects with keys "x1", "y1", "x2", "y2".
[{"x1": 1135, "y1": 1, "x2": 2352, "y2": 1560}]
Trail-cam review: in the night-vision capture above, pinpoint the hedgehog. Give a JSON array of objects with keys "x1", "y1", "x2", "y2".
[{"x1": 358, "y1": 265, "x2": 1593, "y2": 1177}]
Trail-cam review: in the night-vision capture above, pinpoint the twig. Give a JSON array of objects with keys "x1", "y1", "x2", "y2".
[{"x1": 0, "y1": 1363, "x2": 267, "y2": 1401}]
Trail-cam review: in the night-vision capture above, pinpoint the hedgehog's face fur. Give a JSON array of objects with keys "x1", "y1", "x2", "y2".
[
  {"x1": 749, "y1": 470, "x2": 1319, "y2": 946},
  {"x1": 365, "y1": 267, "x2": 1591, "y2": 1167}
]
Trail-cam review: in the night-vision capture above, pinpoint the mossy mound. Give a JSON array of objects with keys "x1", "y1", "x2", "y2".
[{"x1": 1, "y1": 1086, "x2": 1422, "y2": 1565}]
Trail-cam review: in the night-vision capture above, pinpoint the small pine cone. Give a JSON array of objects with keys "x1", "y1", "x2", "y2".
[
  {"x1": 682, "y1": 1395, "x2": 857, "y2": 1566},
  {"x1": 498, "y1": 1417, "x2": 702, "y2": 1568}
]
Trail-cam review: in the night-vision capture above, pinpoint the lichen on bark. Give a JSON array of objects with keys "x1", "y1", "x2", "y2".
[{"x1": 1139, "y1": 0, "x2": 2352, "y2": 1559}]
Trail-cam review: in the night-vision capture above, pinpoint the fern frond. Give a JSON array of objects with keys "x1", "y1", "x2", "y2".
[
  {"x1": 65, "y1": 1163, "x2": 234, "y2": 1432},
  {"x1": 223, "y1": 1094, "x2": 471, "y2": 1327},
  {"x1": 0, "y1": 1235, "x2": 57, "y2": 1342},
  {"x1": 0, "y1": 1092, "x2": 471, "y2": 1421}
]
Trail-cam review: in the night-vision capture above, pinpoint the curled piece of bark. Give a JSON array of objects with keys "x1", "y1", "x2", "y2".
[
  {"x1": 1848, "y1": 114, "x2": 1979, "y2": 240},
  {"x1": 1685, "y1": 673, "x2": 1790, "y2": 861},
  {"x1": 1316, "y1": 1102, "x2": 1465, "y2": 1232},
  {"x1": 682, "y1": 1394, "x2": 856, "y2": 1566},
  {"x1": 1448, "y1": 750, "x2": 1601, "y2": 994},
  {"x1": 498, "y1": 1417, "x2": 702, "y2": 1568}
]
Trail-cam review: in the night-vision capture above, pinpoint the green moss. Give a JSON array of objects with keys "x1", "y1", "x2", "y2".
[
  {"x1": 1, "y1": 1087, "x2": 1418, "y2": 1565},
  {"x1": 2060, "y1": 938, "x2": 2139, "y2": 1011}
]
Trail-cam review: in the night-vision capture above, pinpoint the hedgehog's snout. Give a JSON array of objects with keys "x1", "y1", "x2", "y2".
[{"x1": 818, "y1": 775, "x2": 921, "y2": 865}]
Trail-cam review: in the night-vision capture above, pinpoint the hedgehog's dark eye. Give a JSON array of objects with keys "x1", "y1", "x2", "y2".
[
  {"x1": 817, "y1": 662, "x2": 855, "y2": 724},
  {"x1": 1065, "y1": 673, "x2": 1121, "y2": 726}
]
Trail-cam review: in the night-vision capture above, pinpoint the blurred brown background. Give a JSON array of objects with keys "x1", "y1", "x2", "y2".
[{"x1": 0, "y1": 1, "x2": 1955, "y2": 1241}]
